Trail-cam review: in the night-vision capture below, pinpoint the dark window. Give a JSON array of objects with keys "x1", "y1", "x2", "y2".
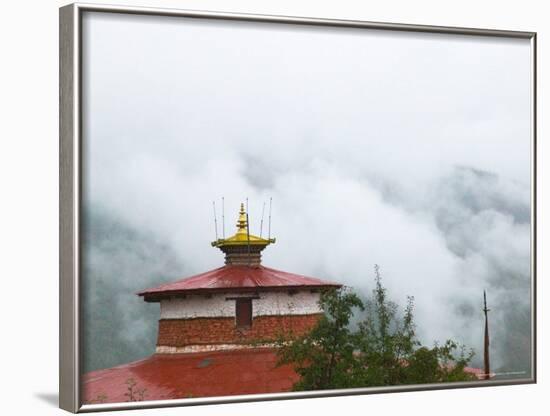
[{"x1": 235, "y1": 298, "x2": 252, "y2": 328}]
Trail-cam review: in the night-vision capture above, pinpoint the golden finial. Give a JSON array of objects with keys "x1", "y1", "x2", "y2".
[
  {"x1": 236, "y1": 202, "x2": 248, "y2": 235},
  {"x1": 211, "y1": 201, "x2": 275, "y2": 248}
]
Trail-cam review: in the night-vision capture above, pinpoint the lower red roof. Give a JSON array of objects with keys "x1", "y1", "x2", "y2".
[
  {"x1": 82, "y1": 349, "x2": 299, "y2": 405},
  {"x1": 138, "y1": 265, "x2": 341, "y2": 300},
  {"x1": 82, "y1": 349, "x2": 486, "y2": 405}
]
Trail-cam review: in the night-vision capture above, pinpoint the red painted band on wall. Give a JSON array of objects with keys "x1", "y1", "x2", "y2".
[{"x1": 157, "y1": 313, "x2": 323, "y2": 347}]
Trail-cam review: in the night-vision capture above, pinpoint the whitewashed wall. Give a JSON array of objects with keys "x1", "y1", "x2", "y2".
[{"x1": 159, "y1": 290, "x2": 322, "y2": 319}]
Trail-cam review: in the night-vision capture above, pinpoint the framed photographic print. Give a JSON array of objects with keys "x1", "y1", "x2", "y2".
[{"x1": 59, "y1": 2, "x2": 537, "y2": 413}]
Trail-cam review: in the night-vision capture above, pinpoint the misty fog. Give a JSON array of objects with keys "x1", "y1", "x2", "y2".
[{"x1": 81, "y1": 12, "x2": 532, "y2": 376}]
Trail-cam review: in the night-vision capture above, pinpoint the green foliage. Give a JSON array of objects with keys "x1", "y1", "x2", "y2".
[
  {"x1": 124, "y1": 378, "x2": 147, "y2": 402},
  {"x1": 276, "y1": 286, "x2": 364, "y2": 390},
  {"x1": 276, "y1": 265, "x2": 476, "y2": 391}
]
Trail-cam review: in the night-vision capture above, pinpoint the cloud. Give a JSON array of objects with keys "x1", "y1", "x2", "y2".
[{"x1": 81, "y1": 12, "x2": 532, "y2": 376}]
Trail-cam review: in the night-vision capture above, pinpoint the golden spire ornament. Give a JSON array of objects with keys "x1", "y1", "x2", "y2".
[{"x1": 211, "y1": 202, "x2": 275, "y2": 266}]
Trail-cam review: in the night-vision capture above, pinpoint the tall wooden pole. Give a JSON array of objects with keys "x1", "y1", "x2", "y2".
[{"x1": 483, "y1": 290, "x2": 491, "y2": 380}]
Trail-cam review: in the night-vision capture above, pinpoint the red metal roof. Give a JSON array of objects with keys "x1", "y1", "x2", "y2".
[
  {"x1": 82, "y1": 349, "x2": 299, "y2": 404},
  {"x1": 82, "y1": 349, "x2": 486, "y2": 405},
  {"x1": 138, "y1": 265, "x2": 341, "y2": 300}
]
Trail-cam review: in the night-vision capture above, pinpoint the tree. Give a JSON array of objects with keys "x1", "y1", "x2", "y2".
[
  {"x1": 275, "y1": 286, "x2": 364, "y2": 390},
  {"x1": 276, "y1": 265, "x2": 475, "y2": 390}
]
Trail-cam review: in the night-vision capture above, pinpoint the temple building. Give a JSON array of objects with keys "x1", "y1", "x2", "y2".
[
  {"x1": 82, "y1": 203, "x2": 341, "y2": 403},
  {"x1": 138, "y1": 203, "x2": 341, "y2": 354}
]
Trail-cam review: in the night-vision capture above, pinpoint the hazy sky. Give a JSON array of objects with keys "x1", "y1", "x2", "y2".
[{"x1": 81, "y1": 12, "x2": 532, "y2": 376}]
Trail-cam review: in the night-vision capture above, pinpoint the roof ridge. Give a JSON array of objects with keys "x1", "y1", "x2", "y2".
[
  {"x1": 138, "y1": 264, "x2": 341, "y2": 300},
  {"x1": 136, "y1": 265, "x2": 227, "y2": 296}
]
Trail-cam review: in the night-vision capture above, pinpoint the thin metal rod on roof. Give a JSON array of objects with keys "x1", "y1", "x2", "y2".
[
  {"x1": 246, "y1": 211, "x2": 251, "y2": 267},
  {"x1": 221, "y1": 196, "x2": 225, "y2": 239},
  {"x1": 268, "y1": 197, "x2": 272, "y2": 239},
  {"x1": 212, "y1": 201, "x2": 219, "y2": 241},
  {"x1": 259, "y1": 201, "x2": 266, "y2": 238}
]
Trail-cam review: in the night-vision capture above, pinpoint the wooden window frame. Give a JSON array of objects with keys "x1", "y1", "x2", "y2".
[{"x1": 235, "y1": 298, "x2": 253, "y2": 329}]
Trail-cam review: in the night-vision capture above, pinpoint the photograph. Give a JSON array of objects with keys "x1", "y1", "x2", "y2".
[{"x1": 73, "y1": 7, "x2": 533, "y2": 408}]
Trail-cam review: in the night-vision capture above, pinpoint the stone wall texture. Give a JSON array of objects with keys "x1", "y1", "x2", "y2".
[{"x1": 157, "y1": 313, "x2": 322, "y2": 347}]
